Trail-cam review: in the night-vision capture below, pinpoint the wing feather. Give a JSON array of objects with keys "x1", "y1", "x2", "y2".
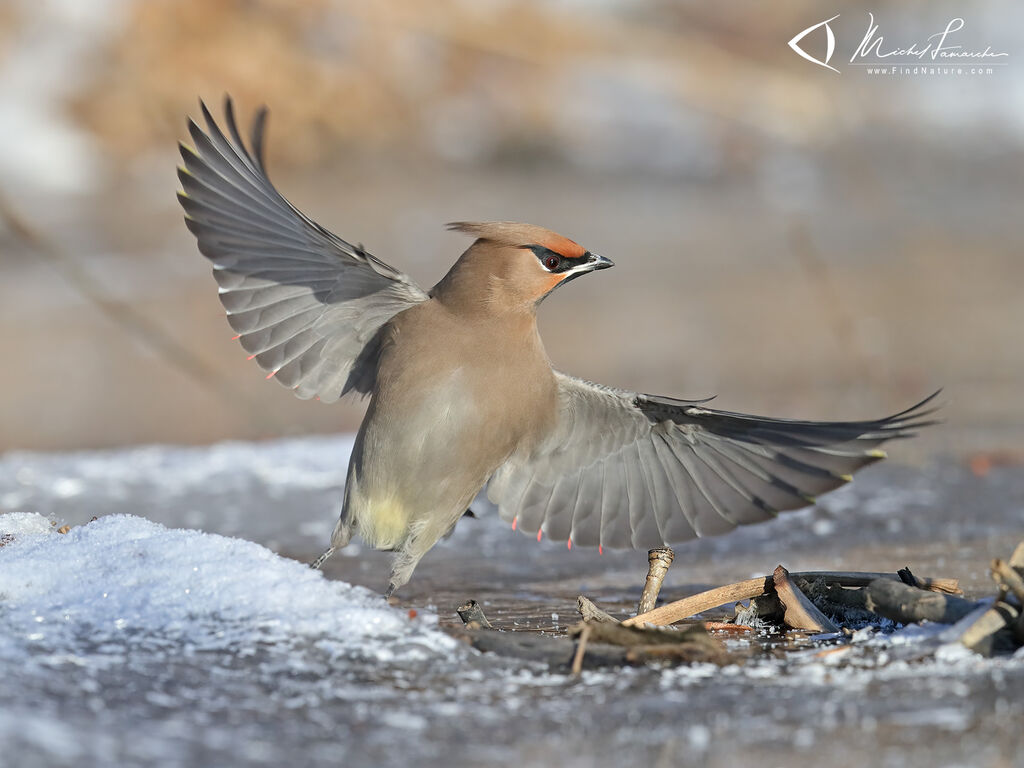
[
  {"x1": 178, "y1": 97, "x2": 428, "y2": 402},
  {"x1": 488, "y1": 372, "x2": 939, "y2": 550}
]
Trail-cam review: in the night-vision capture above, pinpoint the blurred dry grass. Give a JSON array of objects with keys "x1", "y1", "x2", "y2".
[
  {"x1": 68, "y1": 0, "x2": 843, "y2": 164},
  {"x1": 0, "y1": 0, "x2": 1021, "y2": 457}
]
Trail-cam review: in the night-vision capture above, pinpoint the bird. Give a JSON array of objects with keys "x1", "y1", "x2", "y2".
[{"x1": 177, "y1": 97, "x2": 939, "y2": 596}]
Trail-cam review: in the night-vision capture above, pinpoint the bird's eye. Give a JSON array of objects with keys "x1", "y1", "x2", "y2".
[{"x1": 544, "y1": 254, "x2": 561, "y2": 271}]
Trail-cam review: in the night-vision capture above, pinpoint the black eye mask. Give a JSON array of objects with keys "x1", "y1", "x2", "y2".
[{"x1": 526, "y1": 245, "x2": 593, "y2": 274}]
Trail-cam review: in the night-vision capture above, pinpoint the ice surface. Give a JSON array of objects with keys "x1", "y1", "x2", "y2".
[
  {"x1": 0, "y1": 436, "x2": 356, "y2": 551},
  {"x1": 1, "y1": 440, "x2": 1023, "y2": 768}
]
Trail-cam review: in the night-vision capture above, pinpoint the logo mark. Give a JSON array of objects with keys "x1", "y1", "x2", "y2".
[{"x1": 789, "y1": 15, "x2": 840, "y2": 73}]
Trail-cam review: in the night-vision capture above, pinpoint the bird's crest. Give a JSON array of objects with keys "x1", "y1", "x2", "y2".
[{"x1": 447, "y1": 221, "x2": 586, "y2": 259}]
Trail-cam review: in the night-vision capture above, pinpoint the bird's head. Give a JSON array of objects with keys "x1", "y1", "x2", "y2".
[{"x1": 435, "y1": 221, "x2": 614, "y2": 312}]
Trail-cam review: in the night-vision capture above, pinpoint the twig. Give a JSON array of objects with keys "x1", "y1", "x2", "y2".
[
  {"x1": 991, "y1": 559, "x2": 1024, "y2": 605},
  {"x1": 959, "y1": 602, "x2": 1021, "y2": 657},
  {"x1": 897, "y1": 566, "x2": 922, "y2": 589},
  {"x1": 773, "y1": 566, "x2": 840, "y2": 633},
  {"x1": 864, "y1": 579, "x2": 978, "y2": 625},
  {"x1": 703, "y1": 621, "x2": 753, "y2": 634},
  {"x1": 1009, "y1": 541, "x2": 1024, "y2": 570},
  {"x1": 457, "y1": 599, "x2": 493, "y2": 629},
  {"x1": 794, "y1": 571, "x2": 961, "y2": 595},
  {"x1": 571, "y1": 623, "x2": 592, "y2": 675},
  {"x1": 0, "y1": 192, "x2": 274, "y2": 425},
  {"x1": 623, "y1": 576, "x2": 771, "y2": 627},
  {"x1": 576, "y1": 595, "x2": 621, "y2": 624},
  {"x1": 636, "y1": 548, "x2": 675, "y2": 616}
]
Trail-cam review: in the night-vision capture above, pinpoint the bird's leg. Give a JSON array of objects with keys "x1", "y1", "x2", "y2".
[
  {"x1": 309, "y1": 512, "x2": 354, "y2": 570},
  {"x1": 386, "y1": 514, "x2": 451, "y2": 596},
  {"x1": 309, "y1": 547, "x2": 336, "y2": 570}
]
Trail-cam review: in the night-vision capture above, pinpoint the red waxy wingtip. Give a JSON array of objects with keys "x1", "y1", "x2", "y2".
[
  {"x1": 599, "y1": 545, "x2": 604, "y2": 556},
  {"x1": 567, "y1": 538, "x2": 572, "y2": 550},
  {"x1": 231, "y1": 334, "x2": 241, "y2": 340},
  {"x1": 536, "y1": 529, "x2": 542, "y2": 542},
  {"x1": 511, "y1": 517, "x2": 517, "y2": 531},
  {"x1": 247, "y1": 354, "x2": 256, "y2": 361},
  {"x1": 265, "y1": 370, "x2": 276, "y2": 380}
]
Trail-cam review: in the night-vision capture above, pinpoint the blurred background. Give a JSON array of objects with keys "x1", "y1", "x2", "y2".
[{"x1": 0, "y1": 0, "x2": 1020, "y2": 459}]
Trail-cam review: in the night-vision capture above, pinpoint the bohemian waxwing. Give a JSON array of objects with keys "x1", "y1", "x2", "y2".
[{"x1": 178, "y1": 98, "x2": 939, "y2": 596}]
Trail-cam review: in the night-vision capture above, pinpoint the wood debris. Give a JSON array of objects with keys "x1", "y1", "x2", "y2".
[
  {"x1": 445, "y1": 538, "x2": 1024, "y2": 669},
  {"x1": 576, "y1": 595, "x2": 620, "y2": 624},
  {"x1": 456, "y1": 599, "x2": 492, "y2": 630},
  {"x1": 864, "y1": 579, "x2": 977, "y2": 625},
  {"x1": 636, "y1": 548, "x2": 674, "y2": 616},
  {"x1": 772, "y1": 565, "x2": 840, "y2": 633}
]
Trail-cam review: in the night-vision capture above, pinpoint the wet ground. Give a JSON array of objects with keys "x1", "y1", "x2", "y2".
[{"x1": 1, "y1": 437, "x2": 1022, "y2": 767}]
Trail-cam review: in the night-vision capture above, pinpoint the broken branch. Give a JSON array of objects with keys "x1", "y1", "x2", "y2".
[
  {"x1": 773, "y1": 565, "x2": 840, "y2": 633},
  {"x1": 624, "y1": 576, "x2": 771, "y2": 627},
  {"x1": 991, "y1": 559, "x2": 1024, "y2": 605},
  {"x1": 636, "y1": 547, "x2": 675, "y2": 616},
  {"x1": 576, "y1": 595, "x2": 621, "y2": 624},
  {"x1": 457, "y1": 599, "x2": 493, "y2": 629}
]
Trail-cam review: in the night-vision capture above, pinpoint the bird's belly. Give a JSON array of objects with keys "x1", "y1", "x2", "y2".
[{"x1": 349, "y1": 367, "x2": 520, "y2": 548}]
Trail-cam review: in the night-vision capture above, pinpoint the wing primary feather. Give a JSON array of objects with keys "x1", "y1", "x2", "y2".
[
  {"x1": 200, "y1": 100, "x2": 264, "y2": 183},
  {"x1": 651, "y1": 432, "x2": 699, "y2": 539},
  {"x1": 671, "y1": 441, "x2": 742, "y2": 529},
  {"x1": 251, "y1": 105, "x2": 270, "y2": 171}
]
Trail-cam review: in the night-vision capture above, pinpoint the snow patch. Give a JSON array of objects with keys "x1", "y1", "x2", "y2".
[{"x1": 0, "y1": 512, "x2": 455, "y2": 669}]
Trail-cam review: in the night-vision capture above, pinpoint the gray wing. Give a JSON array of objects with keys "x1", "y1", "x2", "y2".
[
  {"x1": 177, "y1": 97, "x2": 428, "y2": 402},
  {"x1": 488, "y1": 373, "x2": 940, "y2": 549}
]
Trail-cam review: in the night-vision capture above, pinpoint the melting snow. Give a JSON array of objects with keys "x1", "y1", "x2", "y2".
[{"x1": 0, "y1": 512, "x2": 455, "y2": 668}]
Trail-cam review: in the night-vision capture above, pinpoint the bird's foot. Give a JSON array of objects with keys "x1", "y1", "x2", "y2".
[{"x1": 309, "y1": 546, "x2": 336, "y2": 570}]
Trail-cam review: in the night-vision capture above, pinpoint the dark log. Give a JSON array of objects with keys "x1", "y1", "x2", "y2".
[
  {"x1": 865, "y1": 579, "x2": 978, "y2": 625},
  {"x1": 449, "y1": 626, "x2": 629, "y2": 669}
]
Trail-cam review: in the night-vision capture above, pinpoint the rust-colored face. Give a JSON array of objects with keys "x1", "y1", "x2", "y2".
[
  {"x1": 524, "y1": 239, "x2": 614, "y2": 297},
  {"x1": 442, "y1": 221, "x2": 614, "y2": 307}
]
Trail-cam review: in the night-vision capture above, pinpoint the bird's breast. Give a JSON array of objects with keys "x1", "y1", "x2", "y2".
[{"x1": 374, "y1": 305, "x2": 558, "y2": 468}]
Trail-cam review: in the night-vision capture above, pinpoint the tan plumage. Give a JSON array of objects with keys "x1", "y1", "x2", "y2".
[{"x1": 178, "y1": 98, "x2": 939, "y2": 595}]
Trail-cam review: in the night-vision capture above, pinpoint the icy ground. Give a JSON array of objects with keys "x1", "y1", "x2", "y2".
[{"x1": 1, "y1": 437, "x2": 1023, "y2": 768}]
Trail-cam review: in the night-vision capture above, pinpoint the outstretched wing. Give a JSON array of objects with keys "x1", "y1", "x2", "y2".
[
  {"x1": 177, "y1": 97, "x2": 428, "y2": 402},
  {"x1": 488, "y1": 373, "x2": 940, "y2": 549}
]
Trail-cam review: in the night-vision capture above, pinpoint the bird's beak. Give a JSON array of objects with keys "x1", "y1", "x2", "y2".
[
  {"x1": 586, "y1": 252, "x2": 614, "y2": 272},
  {"x1": 554, "y1": 251, "x2": 615, "y2": 291}
]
